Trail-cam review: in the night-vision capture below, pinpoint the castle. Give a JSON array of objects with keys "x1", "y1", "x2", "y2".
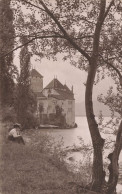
[{"x1": 30, "y1": 69, "x2": 75, "y2": 128}]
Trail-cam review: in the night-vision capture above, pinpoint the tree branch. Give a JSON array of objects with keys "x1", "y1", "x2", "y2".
[
  {"x1": 20, "y1": 0, "x2": 45, "y2": 12},
  {"x1": 0, "y1": 35, "x2": 65, "y2": 58},
  {"x1": 99, "y1": 54, "x2": 122, "y2": 78},
  {"x1": 93, "y1": 0, "x2": 106, "y2": 54},
  {"x1": 80, "y1": 16, "x2": 96, "y2": 25},
  {"x1": 38, "y1": 0, "x2": 91, "y2": 62},
  {"x1": 102, "y1": 0, "x2": 115, "y2": 24},
  {"x1": 9, "y1": 33, "x2": 93, "y2": 41},
  {"x1": 0, "y1": 32, "x2": 93, "y2": 58}
]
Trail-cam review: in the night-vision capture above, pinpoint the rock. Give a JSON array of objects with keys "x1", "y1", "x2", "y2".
[{"x1": 68, "y1": 157, "x2": 75, "y2": 162}]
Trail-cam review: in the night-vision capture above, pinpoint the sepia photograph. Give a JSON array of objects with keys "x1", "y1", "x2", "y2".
[{"x1": 0, "y1": 0, "x2": 122, "y2": 194}]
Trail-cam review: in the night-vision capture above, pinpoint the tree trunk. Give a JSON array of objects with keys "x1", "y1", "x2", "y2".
[
  {"x1": 85, "y1": 1, "x2": 107, "y2": 191},
  {"x1": 106, "y1": 121, "x2": 122, "y2": 194},
  {"x1": 85, "y1": 58, "x2": 105, "y2": 192}
]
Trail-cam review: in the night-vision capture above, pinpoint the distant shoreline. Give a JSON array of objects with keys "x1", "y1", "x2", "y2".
[{"x1": 75, "y1": 114, "x2": 111, "y2": 117}]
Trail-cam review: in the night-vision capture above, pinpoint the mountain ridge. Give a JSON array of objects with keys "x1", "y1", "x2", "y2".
[{"x1": 75, "y1": 101, "x2": 111, "y2": 116}]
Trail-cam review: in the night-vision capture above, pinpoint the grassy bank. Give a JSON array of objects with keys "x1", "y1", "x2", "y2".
[{"x1": 0, "y1": 121, "x2": 98, "y2": 194}]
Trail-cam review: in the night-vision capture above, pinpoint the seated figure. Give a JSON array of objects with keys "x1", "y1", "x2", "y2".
[{"x1": 8, "y1": 123, "x2": 25, "y2": 145}]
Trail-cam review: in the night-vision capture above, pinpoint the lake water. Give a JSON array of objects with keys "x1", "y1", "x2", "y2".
[
  {"x1": 49, "y1": 117, "x2": 91, "y2": 146},
  {"x1": 42, "y1": 116, "x2": 122, "y2": 193},
  {"x1": 43, "y1": 116, "x2": 122, "y2": 162}
]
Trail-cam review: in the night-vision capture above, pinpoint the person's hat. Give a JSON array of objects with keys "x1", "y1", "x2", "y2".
[{"x1": 13, "y1": 123, "x2": 21, "y2": 128}]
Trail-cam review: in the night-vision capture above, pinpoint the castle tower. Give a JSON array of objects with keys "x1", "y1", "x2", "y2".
[{"x1": 30, "y1": 69, "x2": 43, "y2": 93}]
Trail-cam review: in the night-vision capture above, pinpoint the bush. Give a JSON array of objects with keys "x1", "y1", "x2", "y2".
[
  {"x1": 19, "y1": 111, "x2": 39, "y2": 129},
  {"x1": 1, "y1": 106, "x2": 17, "y2": 123},
  {"x1": 1, "y1": 106, "x2": 39, "y2": 130}
]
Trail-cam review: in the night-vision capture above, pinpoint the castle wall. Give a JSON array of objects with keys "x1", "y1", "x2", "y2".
[
  {"x1": 42, "y1": 88, "x2": 59, "y2": 97},
  {"x1": 63, "y1": 99, "x2": 75, "y2": 127},
  {"x1": 37, "y1": 97, "x2": 75, "y2": 127}
]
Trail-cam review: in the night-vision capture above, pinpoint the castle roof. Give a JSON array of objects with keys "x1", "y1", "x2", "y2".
[
  {"x1": 49, "y1": 89, "x2": 74, "y2": 100},
  {"x1": 64, "y1": 84, "x2": 72, "y2": 93},
  {"x1": 31, "y1": 69, "x2": 43, "y2": 79},
  {"x1": 45, "y1": 78, "x2": 64, "y2": 90},
  {"x1": 45, "y1": 78, "x2": 74, "y2": 100}
]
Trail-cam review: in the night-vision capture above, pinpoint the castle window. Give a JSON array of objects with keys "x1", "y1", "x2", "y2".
[{"x1": 38, "y1": 103, "x2": 44, "y2": 113}]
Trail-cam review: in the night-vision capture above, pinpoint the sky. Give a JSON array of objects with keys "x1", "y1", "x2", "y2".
[{"x1": 28, "y1": 54, "x2": 115, "y2": 104}]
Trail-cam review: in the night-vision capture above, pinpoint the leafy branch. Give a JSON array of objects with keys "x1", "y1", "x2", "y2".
[
  {"x1": 37, "y1": 0, "x2": 91, "y2": 61},
  {"x1": 99, "y1": 54, "x2": 122, "y2": 79},
  {"x1": 20, "y1": 0, "x2": 45, "y2": 12}
]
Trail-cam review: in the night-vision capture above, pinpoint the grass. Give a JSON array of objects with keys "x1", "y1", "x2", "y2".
[{"x1": 0, "y1": 121, "x2": 99, "y2": 194}]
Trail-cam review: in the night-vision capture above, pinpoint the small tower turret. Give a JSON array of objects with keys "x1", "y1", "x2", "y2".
[{"x1": 30, "y1": 69, "x2": 43, "y2": 93}]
